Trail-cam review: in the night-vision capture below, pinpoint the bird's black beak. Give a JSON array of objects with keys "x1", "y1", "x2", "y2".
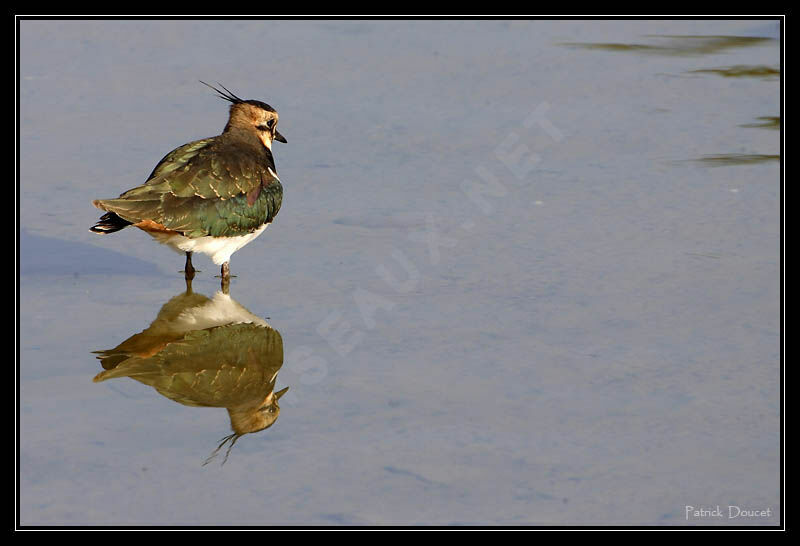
[{"x1": 274, "y1": 129, "x2": 287, "y2": 143}]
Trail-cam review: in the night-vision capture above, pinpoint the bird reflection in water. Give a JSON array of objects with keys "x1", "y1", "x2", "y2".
[{"x1": 92, "y1": 278, "x2": 287, "y2": 465}]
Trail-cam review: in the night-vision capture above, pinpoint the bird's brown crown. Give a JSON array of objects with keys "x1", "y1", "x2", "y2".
[{"x1": 225, "y1": 102, "x2": 279, "y2": 142}]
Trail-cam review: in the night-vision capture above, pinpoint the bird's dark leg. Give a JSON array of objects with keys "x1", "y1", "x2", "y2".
[
  {"x1": 218, "y1": 261, "x2": 238, "y2": 279},
  {"x1": 216, "y1": 261, "x2": 236, "y2": 292},
  {"x1": 220, "y1": 261, "x2": 231, "y2": 294},
  {"x1": 182, "y1": 252, "x2": 197, "y2": 280}
]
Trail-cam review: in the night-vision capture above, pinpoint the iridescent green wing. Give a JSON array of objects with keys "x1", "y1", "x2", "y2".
[
  {"x1": 156, "y1": 145, "x2": 283, "y2": 237},
  {"x1": 159, "y1": 175, "x2": 282, "y2": 237},
  {"x1": 145, "y1": 137, "x2": 217, "y2": 181},
  {"x1": 95, "y1": 143, "x2": 282, "y2": 237}
]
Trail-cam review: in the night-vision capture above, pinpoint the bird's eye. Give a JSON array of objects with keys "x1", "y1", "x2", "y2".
[{"x1": 266, "y1": 119, "x2": 275, "y2": 129}]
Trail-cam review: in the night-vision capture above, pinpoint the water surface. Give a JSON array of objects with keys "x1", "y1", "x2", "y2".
[{"x1": 19, "y1": 19, "x2": 781, "y2": 526}]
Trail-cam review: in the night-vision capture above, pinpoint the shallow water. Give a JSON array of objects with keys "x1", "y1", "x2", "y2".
[{"x1": 19, "y1": 19, "x2": 780, "y2": 526}]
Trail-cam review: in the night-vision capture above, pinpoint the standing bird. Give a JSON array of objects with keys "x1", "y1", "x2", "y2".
[{"x1": 90, "y1": 82, "x2": 287, "y2": 283}]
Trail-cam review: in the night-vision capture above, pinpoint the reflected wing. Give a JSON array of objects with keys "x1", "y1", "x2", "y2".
[{"x1": 94, "y1": 323, "x2": 284, "y2": 408}]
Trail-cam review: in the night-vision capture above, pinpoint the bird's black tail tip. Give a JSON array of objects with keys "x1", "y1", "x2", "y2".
[{"x1": 90, "y1": 212, "x2": 131, "y2": 235}]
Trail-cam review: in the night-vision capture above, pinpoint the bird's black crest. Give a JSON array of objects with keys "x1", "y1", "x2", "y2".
[
  {"x1": 200, "y1": 80, "x2": 244, "y2": 104},
  {"x1": 199, "y1": 81, "x2": 276, "y2": 113}
]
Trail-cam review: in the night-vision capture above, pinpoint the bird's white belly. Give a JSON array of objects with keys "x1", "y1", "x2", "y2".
[{"x1": 146, "y1": 224, "x2": 269, "y2": 265}]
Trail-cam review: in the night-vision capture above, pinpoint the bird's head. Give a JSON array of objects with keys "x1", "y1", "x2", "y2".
[
  {"x1": 201, "y1": 81, "x2": 287, "y2": 149},
  {"x1": 229, "y1": 385, "x2": 290, "y2": 436},
  {"x1": 203, "y1": 386, "x2": 289, "y2": 466}
]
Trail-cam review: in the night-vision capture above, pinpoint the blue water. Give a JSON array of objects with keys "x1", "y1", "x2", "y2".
[{"x1": 19, "y1": 19, "x2": 781, "y2": 526}]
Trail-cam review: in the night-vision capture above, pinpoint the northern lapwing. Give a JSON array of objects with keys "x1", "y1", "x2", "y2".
[{"x1": 90, "y1": 82, "x2": 287, "y2": 284}]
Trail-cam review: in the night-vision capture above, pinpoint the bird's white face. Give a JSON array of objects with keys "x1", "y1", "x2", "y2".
[
  {"x1": 203, "y1": 82, "x2": 287, "y2": 149},
  {"x1": 254, "y1": 111, "x2": 280, "y2": 150},
  {"x1": 229, "y1": 103, "x2": 284, "y2": 150}
]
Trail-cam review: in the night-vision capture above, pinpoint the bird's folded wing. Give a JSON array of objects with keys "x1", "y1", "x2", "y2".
[
  {"x1": 93, "y1": 143, "x2": 282, "y2": 237},
  {"x1": 146, "y1": 137, "x2": 217, "y2": 181}
]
